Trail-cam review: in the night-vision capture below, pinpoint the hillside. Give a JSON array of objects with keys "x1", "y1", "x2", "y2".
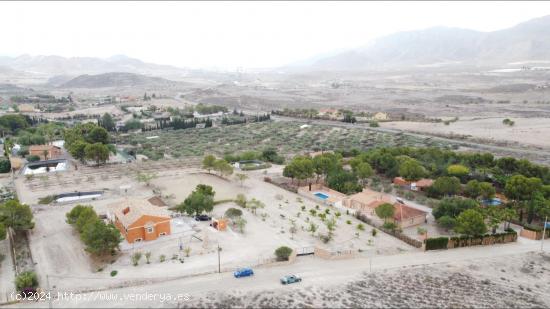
[
  {"x1": 0, "y1": 54, "x2": 188, "y2": 78},
  {"x1": 300, "y1": 15, "x2": 550, "y2": 71},
  {"x1": 59, "y1": 72, "x2": 180, "y2": 88}
]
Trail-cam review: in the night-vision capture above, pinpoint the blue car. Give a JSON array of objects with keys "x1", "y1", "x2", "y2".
[{"x1": 234, "y1": 267, "x2": 254, "y2": 278}]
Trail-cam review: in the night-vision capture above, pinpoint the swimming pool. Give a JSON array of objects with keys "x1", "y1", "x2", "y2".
[
  {"x1": 314, "y1": 192, "x2": 330, "y2": 200},
  {"x1": 482, "y1": 198, "x2": 502, "y2": 206}
]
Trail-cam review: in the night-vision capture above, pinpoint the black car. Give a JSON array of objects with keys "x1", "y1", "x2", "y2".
[{"x1": 195, "y1": 214, "x2": 212, "y2": 221}]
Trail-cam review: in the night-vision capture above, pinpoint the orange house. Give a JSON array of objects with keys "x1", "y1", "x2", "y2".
[
  {"x1": 29, "y1": 145, "x2": 63, "y2": 160},
  {"x1": 108, "y1": 198, "x2": 171, "y2": 243}
]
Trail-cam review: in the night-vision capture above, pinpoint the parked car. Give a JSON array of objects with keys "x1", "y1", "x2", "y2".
[
  {"x1": 280, "y1": 275, "x2": 302, "y2": 285},
  {"x1": 194, "y1": 214, "x2": 212, "y2": 221},
  {"x1": 234, "y1": 267, "x2": 254, "y2": 278}
]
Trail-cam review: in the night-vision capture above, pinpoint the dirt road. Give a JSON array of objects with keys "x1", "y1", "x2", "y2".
[{"x1": 6, "y1": 237, "x2": 549, "y2": 308}]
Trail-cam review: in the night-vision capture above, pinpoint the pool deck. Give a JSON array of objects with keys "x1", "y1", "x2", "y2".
[{"x1": 297, "y1": 183, "x2": 347, "y2": 205}]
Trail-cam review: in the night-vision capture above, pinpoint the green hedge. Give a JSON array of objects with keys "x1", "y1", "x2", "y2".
[
  {"x1": 447, "y1": 231, "x2": 517, "y2": 249},
  {"x1": 425, "y1": 237, "x2": 449, "y2": 250},
  {"x1": 240, "y1": 163, "x2": 271, "y2": 171}
]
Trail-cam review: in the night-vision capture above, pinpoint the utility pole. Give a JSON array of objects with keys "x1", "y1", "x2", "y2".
[
  {"x1": 542, "y1": 216, "x2": 547, "y2": 252},
  {"x1": 217, "y1": 244, "x2": 221, "y2": 273}
]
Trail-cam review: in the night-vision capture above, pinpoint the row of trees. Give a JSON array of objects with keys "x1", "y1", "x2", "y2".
[
  {"x1": 283, "y1": 152, "x2": 371, "y2": 194},
  {"x1": 220, "y1": 113, "x2": 271, "y2": 126},
  {"x1": 66, "y1": 205, "x2": 122, "y2": 255},
  {"x1": 351, "y1": 146, "x2": 550, "y2": 186},
  {"x1": 223, "y1": 148, "x2": 285, "y2": 165},
  {"x1": 432, "y1": 197, "x2": 517, "y2": 236}
]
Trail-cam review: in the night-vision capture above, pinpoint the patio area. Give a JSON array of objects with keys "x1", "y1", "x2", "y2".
[{"x1": 297, "y1": 183, "x2": 347, "y2": 207}]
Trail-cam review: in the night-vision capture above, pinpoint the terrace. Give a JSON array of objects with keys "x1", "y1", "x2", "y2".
[{"x1": 297, "y1": 183, "x2": 347, "y2": 207}]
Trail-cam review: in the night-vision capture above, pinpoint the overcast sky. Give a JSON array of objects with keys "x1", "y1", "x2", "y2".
[{"x1": 2, "y1": 1, "x2": 550, "y2": 70}]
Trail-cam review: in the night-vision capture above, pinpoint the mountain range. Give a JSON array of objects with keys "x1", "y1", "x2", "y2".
[
  {"x1": 293, "y1": 15, "x2": 550, "y2": 71},
  {"x1": 2, "y1": 15, "x2": 550, "y2": 77},
  {"x1": 0, "y1": 54, "x2": 188, "y2": 78}
]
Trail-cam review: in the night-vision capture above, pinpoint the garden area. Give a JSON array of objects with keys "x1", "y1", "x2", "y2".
[{"x1": 278, "y1": 146, "x2": 550, "y2": 247}]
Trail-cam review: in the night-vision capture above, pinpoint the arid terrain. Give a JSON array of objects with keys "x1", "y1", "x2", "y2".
[{"x1": 181, "y1": 252, "x2": 550, "y2": 309}]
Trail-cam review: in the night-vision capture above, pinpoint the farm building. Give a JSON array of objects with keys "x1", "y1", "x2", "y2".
[
  {"x1": 108, "y1": 198, "x2": 171, "y2": 243},
  {"x1": 29, "y1": 144, "x2": 63, "y2": 161},
  {"x1": 392, "y1": 202, "x2": 428, "y2": 228}
]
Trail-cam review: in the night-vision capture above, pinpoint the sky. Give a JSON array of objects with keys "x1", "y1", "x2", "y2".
[{"x1": 2, "y1": 1, "x2": 550, "y2": 70}]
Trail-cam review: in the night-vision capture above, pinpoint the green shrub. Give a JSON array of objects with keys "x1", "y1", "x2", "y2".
[
  {"x1": 224, "y1": 207, "x2": 243, "y2": 218},
  {"x1": 382, "y1": 222, "x2": 397, "y2": 230},
  {"x1": 425, "y1": 237, "x2": 449, "y2": 250},
  {"x1": 274, "y1": 246, "x2": 293, "y2": 261},
  {"x1": 131, "y1": 252, "x2": 142, "y2": 266},
  {"x1": 38, "y1": 195, "x2": 56, "y2": 205},
  {"x1": 0, "y1": 159, "x2": 11, "y2": 173},
  {"x1": 26, "y1": 155, "x2": 40, "y2": 162},
  {"x1": 110, "y1": 270, "x2": 118, "y2": 277},
  {"x1": 15, "y1": 271, "x2": 38, "y2": 292}
]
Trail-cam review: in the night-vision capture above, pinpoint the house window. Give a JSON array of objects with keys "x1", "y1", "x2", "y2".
[
  {"x1": 134, "y1": 238, "x2": 142, "y2": 242},
  {"x1": 146, "y1": 226, "x2": 154, "y2": 233},
  {"x1": 159, "y1": 232, "x2": 166, "y2": 236}
]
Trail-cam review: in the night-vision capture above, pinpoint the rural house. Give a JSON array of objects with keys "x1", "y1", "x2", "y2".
[
  {"x1": 29, "y1": 144, "x2": 63, "y2": 161},
  {"x1": 342, "y1": 188, "x2": 393, "y2": 215},
  {"x1": 393, "y1": 177, "x2": 434, "y2": 191},
  {"x1": 372, "y1": 112, "x2": 389, "y2": 121},
  {"x1": 392, "y1": 202, "x2": 428, "y2": 228},
  {"x1": 318, "y1": 108, "x2": 340, "y2": 119},
  {"x1": 107, "y1": 198, "x2": 171, "y2": 243}
]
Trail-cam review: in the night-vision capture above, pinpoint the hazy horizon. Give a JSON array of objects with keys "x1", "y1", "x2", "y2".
[{"x1": 3, "y1": 1, "x2": 550, "y2": 71}]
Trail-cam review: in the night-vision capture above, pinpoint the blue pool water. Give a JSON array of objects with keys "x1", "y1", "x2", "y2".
[
  {"x1": 314, "y1": 192, "x2": 329, "y2": 200},
  {"x1": 482, "y1": 198, "x2": 502, "y2": 206}
]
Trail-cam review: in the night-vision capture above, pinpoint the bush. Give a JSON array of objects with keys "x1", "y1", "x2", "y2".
[
  {"x1": 437, "y1": 215, "x2": 457, "y2": 230},
  {"x1": 425, "y1": 237, "x2": 449, "y2": 250},
  {"x1": 38, "y1": 195, "x2": 56, "y2": 205},
  {"x1": 382, "y1": 222, "x2": 397, "y2": 230},
  {"x1": 110, "y1": 270, "x2": 118, "y2": 277},
  {"x1": 131, "y1": 252, "x2": 142, "y2": 266},
  {"x1": 274, "y1": 246, "x2": 293, "y2": 261},
  {"x1": 26, "y1": 155, "x2": 40, "y2": 162},
  {"x1": 235, "y1": 194, "x2": 247, "y2": 208},
  {"x1": 224, "y1": 207, "x2": 243, "y2": 218},
  {"x1": 372, "y1": 228, "x2": 377, "y2": 237},
  {"x1": 15, "y1": 271, "x2": 38, "y2": 292},
  {"x1": 0, "y1": 159, "x2": 11, "y2": 173}
]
